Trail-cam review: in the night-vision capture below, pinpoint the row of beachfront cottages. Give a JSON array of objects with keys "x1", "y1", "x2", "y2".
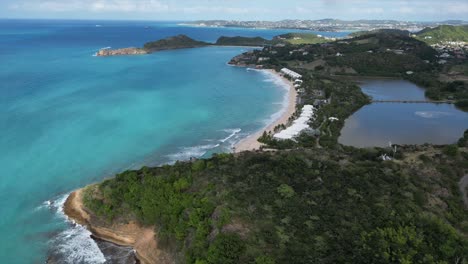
[
  {"x1": 274, "y1": 68, "x2": 333, "y2": 141},
  {"x1": 280, "y1": 68, "x2": 304, "y2": 90},
  {"x1": 281, "y1": 68, "x2": 302, "y2": 80}
]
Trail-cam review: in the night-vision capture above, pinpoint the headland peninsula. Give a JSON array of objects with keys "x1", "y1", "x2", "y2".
[{"x1": 66, "y1": 26, "x2": 468, "y2": 263}]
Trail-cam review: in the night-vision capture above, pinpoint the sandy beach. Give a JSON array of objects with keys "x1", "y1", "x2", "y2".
[{"x1": 235, "y1": 69, "x2": 297, "y2": 152}]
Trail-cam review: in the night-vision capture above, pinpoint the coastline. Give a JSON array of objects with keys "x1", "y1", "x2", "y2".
[
  {"x1": 63, "y1": 188, "x2": 173, "y2": 264},
  {"x1": 61, "y1": 69, "x2": 297, "y2": 262},
  {"x1": 235, "y1": 69, "x2": 298, "y2": 152}
]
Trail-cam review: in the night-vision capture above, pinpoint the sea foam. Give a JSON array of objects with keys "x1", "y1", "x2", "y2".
[
  {"x1": 167, "y1": 144, "x2": 220, "y2": 162},
  {"x1": 47, "y1": 194, "x2": 106, "y2": 264}
]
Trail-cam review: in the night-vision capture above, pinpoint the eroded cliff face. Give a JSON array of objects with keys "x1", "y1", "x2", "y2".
[
  {"x1": 64, "y1": 189, "x2": 175, "y2": 264},
  {"x1": 96, "y1": 48, "x2": 149, "y2": 56}
]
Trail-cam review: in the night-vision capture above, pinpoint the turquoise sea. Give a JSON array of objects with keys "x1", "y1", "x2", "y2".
[{"x1": 0, "y1": 20, "x2": 349, "y2": 263}]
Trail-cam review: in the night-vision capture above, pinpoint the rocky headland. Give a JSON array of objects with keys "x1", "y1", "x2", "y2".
[
  {"x1": 96, "y1": 34, "x2": 283, "y2": 57},
  {"x1": 63, "y1": 187, "x2": 175, "y2": 264}
]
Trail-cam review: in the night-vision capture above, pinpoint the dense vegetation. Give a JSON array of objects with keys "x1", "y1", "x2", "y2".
[
  {"x1": 215, "y1": 36, "x2": 273, "y2": 46},
  {"x1": 82, "y1": 31, "x2": 468, "y2": 264},
  {"x1": 349, "y1": 29, "x2": 411, "y2": 38},
  {"x1": 143, "y1": 35, "x2": 210, "y2": 51},
  {"x1": 324, "y1": 32, "x2": 437, "y2": 74},
  {"x1": 415, "y1": 25, "x2": 468, "y2": 44},
  {"x1": 84, "y1": 142, "x2": 468, "y2": 264}
]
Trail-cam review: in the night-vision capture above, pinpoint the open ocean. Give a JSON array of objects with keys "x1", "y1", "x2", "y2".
[{"x1": 0, "y1": 19, "x2": 349, "y2": 263}]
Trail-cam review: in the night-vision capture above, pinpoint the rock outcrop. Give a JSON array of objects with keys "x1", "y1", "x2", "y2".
[
  {"x1": 64, "y1": 188, "x2": 175, "y2": 264},
  {"x1": 96, "y1": 47, "x2": 148, "y2": 56}
]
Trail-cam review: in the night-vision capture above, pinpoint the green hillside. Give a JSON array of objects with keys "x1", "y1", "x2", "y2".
[
  {"x1": 275, "y1": 33, "x2": 328, "y2": 44},
  {"x1": 84, "y1": 142, "x2": 468, "y2": 264},
  {"x1": 416, "y1": 25, "x2": 468, "y2": 44},
  {"x1": 215, "y1": 36, "x2": 272, "y2": 46},
  {"x1": 350, "y1": 29, "x2": 410, "y2": 38},
  {"x1": 143, "y1": 35, "x2": 210, "y2": 51}
]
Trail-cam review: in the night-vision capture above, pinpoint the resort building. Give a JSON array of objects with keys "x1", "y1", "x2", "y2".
[
  {"x1": 280, "y1": 68, "x2": 302, "y2": 80},
  {"x1": 274, "y1": 105, "x2": 315, "y2": 140}
]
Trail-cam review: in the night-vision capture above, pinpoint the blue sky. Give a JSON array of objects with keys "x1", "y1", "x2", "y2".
[{"x1": 1, "y1": 0, "x2": 467, "y2": 21}]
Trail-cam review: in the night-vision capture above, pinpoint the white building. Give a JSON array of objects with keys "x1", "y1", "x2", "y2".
[
  {"x1": 274, "y1": 105, "x2": 315, "y2": 140},
  {"x1": 280, "y1": 68, "x2": 302, "y2": 79}
]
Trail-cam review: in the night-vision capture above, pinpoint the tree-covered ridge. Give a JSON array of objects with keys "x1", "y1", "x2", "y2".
[
  {"x1": 215, "y1": 36, "x2": 273, "y2": 46},
  {"x1": 83, "y1": 141, "x2": 468, "y2": 264},
  {"x1": 349, "y1": 29, "x2": 411, "y2": 38},
  {"x1": 324, "y1": 32, "x2": 437, "y2": 72},
  {"x1": 143, "y1": 35, "x2": 210, "y2": 51},
  {"x1": 416, "y1": 25, "x2": 468, "y2": 44}
]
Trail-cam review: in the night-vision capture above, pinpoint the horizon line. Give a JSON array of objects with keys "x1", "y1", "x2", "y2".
[{"x1": 0, "y1": 17, "x2": 466, "y2": 23}]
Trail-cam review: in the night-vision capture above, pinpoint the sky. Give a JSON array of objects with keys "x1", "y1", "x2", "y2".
[{"x1": 0, "y1": 0, "x2": 467, "y2": 21}]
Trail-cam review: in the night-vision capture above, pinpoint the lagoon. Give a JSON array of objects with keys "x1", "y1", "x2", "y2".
[{"x1": 339, "y1": 79, "x2": 468, "y2": 147}]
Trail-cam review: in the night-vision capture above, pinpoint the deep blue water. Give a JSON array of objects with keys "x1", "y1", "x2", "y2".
[
  {"x1": 0, "y1": 19, "x2": 350, "y2": 263},
  {"x1": 339, "y1": 79, "x2": 468, "y2": 147}
]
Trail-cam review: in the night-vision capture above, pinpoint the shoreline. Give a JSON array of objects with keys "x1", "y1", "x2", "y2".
[
  {"x1": 63, "y1": 188, "x2": 171, "y2": 264},
  {"x1": 60, "y1": 69, "x2": 297, "y2": 262},
  {"x1": 235, "y1": 69, "x2": 298, "y2": 152}
]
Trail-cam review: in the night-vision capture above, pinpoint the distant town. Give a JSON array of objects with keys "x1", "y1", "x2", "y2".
[{"x1": 185, "y1": 19, "x2": 468, "y2": 32}]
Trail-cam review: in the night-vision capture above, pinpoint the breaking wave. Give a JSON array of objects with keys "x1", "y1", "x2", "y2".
[
  {"x1": 220, "y1": 128, "x2": 242, "y2": 143},
  {"x1": 46, "y1": 195, "x2": 106, "y2": 264},
  {"x1": 167, "y1": 144, "x2": 220, "y2": 162}
]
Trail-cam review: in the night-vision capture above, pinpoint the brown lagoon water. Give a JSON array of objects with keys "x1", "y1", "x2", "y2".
[{"x1": 339, "y1": 79, "x2": 468, "y2": 147}]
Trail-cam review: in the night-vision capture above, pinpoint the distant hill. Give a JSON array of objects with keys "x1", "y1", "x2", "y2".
[
  {"x1": 415, "y1": 25, "x2": 468, "y2": 44},
  {"x1": 350, "y1": 29, "x2": 410, "y2": 38},
  {"x1": 215, "y1": 36, "x2": 273, "y2": 46},
  {"x1": 439, "y1": 20, "x2": 468, "y2": 25},
  {"x1": 274, "y1": 33, "x2": 328, "y2": 44},
  {"x1": 143, "y1": 35, "x2": 210, "y2": 51}
]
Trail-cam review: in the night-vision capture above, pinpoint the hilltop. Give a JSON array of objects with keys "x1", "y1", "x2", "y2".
[
  {"x1": 143, "y1": 34, "x2": 210, "y2": 51},
  {"x1": 349, "y1": 29, "x2": 410, "y2": 38},
  {"x1": 215, "y1": 36, "x2": 272, "y2": 46},
  {"x1": 96, "y1": 35, "x2": 210, "y2": 56},
  {"x1": 68, "y1": 141, "x2": 468, "y2": 264},
  {"x1": 415, "y1": 25, "x2": 468, "y2": 44},
  {"x1": 274, "y1": 33, "x2": 329, "y2": 45}
]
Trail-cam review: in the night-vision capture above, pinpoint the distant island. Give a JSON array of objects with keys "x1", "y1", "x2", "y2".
[
  {"x1": 184, "y1": 19, "x2": 468, "y2": 32},
  {"x1": 96, "y1": 33, "x2": 333, "y2": 56},
  {"x1": 96, "y1": 35, "x2": 210, "y2": 56}
]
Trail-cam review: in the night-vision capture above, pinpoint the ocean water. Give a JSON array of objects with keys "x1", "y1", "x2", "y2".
[
  {"x1": 339, "y1": 79, "x2": 468, "y2": 147},
  {"x1": 0, "y1": 20, "x2": 349, "y2": 263}
]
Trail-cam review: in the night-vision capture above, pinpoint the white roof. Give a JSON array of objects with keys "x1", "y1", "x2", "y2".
[{"x1": 274, "y1": 105, "x2": 315, "y2": 140}]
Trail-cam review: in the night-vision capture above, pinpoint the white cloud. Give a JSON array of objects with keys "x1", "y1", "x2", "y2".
[
  {"x1": 398, "y1": 6, "x2": 414, "y2": 14},
  {"x1": 9, "y1": 0, "x2": 170, "y2": 13},
  {"x1": 181, "y1": 6, "x2": 256, "y2": 15},
  {"x1": 5, "y1": 0, "x2": 468, "y2": 20},
  {"x1": 444, "y1": 2, "x2": 468, "y2": 14},
  {"x1": 350, "y1": 7, "x2": 384, "y2": 14}
]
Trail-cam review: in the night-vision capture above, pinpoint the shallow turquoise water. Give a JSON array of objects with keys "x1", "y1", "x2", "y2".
[
  {"x1": 0, "y1": 20, "x2": 352, "y2": 263},
  {"x1": 339, "y1": 79, "x2": 468, "y2": 147}
]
